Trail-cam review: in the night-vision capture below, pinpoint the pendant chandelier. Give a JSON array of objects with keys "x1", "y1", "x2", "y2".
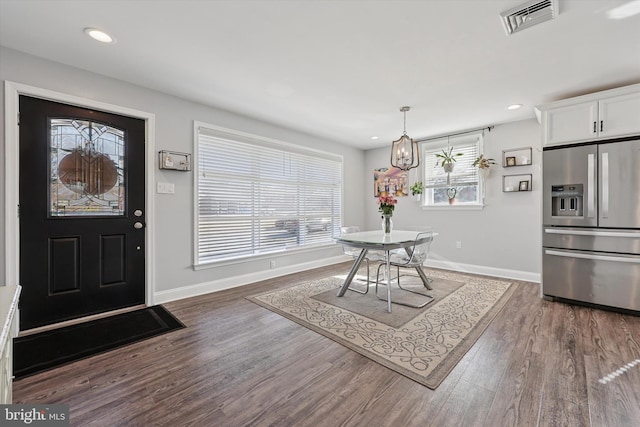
[{"x1": 390, "y1": 106, "x2": 419, "y2": 171}]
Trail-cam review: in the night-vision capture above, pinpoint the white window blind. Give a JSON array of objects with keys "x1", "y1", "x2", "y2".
[
  {"x1": 195, "y1": 125, "x2": 342, "y2": 265},
  {"x1": 421, "y1": 133, "x2": 483, "y2": 206}
]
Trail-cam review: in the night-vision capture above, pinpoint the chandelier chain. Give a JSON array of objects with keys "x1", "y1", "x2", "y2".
[
  {"x1": 400, "y1": 105, "x2": 410, "y2": 135},
  {"x1": 403, "y1": 110, "x2": 407, "y2": 135}
]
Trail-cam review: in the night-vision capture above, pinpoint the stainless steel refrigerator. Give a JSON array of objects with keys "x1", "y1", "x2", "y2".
[{"x1": 542, "y1": 138, "x2": 640, "y2": 312}]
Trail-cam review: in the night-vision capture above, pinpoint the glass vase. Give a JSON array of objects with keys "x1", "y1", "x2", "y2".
[{"x1": 381, "y1": 214, "x2": 393, "y2": 235}]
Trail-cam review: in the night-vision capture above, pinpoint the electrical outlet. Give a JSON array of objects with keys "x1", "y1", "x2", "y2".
[
  {"x1": 157, "y1": 182, "x2": 175, "y2": 194},
  {"x1": 270, "y1": 260, "x2": 277, "y2": 269},
  {"x1": 456, "y1": 241, "x2": 462, "y2": 249}
]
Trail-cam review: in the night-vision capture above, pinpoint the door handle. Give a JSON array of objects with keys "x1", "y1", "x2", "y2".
[
  {"x1": 587, "y1": 153, "x2": 595, "y2": 218},
  {"x1": 545, "y1": 249, "x2": 640, "y2": 264},
  {"x1": 601, "y1": 152, "x2": 609, "y2": 218},
  {"x1": 134, "y1": 222, "x2": 145, "y2": 229},
  {"x1": 544, "y1": 228, "x2": 640, "y2": 238}
]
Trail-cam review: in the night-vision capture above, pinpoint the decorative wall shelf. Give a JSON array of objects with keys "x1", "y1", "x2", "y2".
[
  {"x1": 159, "y1": 150, "x2": 191, "y2": 171},
  {"x1": 503, "y1": 173, "x2": 532, "y2": 192},
  {"x1": 502, "y1": 147, "x2": 532, "y2": 167}
]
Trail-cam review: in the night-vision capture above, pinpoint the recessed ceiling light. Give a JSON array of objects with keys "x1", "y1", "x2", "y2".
[
  {"x1": 507, "y1": 104, "x2": 523, "y2": 110},
  {"x1": 84, "y1": 27, "x2": 115, "y2": 43},
  {"x1": 371, "y1": 136, "x2": 379, "y2": 140}
]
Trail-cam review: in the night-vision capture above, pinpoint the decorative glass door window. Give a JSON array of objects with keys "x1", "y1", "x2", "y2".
[{"x1": 49, "y1": 118, "x2": 125, "y2": 216}]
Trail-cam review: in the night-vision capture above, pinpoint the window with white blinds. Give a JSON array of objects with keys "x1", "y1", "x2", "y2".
[
  {"x1": 421, "y1": 132, "x2": 483, "y2": 206},
  {"x1": 195, "y1": 124, "x2": 342, "y2": 266}
]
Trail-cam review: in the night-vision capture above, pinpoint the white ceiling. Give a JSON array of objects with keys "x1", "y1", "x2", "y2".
[{"x1": 1, "y1": 0, "x2": 639, "y2": 149}]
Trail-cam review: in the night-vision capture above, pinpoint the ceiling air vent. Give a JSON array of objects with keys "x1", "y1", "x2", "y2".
[{"x1": 500, "y1": 0, "x2": 558, "y2": 35}]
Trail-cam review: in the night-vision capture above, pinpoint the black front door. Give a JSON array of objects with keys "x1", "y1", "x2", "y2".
[{"x1": 19, "y1": 96, "x2": 146, "y2": 330}]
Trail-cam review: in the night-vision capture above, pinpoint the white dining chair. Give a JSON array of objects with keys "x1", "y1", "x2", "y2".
[
  {"x1": 374, "y1": 231, "x2": 434, "y2": 307},
  {"x1": 340, "y1": 226, "x2": 384, "y2": 294}
]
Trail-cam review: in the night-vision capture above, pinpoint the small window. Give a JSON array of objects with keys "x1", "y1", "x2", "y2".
[
  {"x1": 194, "y1": 123, "x2": 343, "y2": 266},
  {"x1": 421, "y1": 132, "x2": 483, "y2": 207}
]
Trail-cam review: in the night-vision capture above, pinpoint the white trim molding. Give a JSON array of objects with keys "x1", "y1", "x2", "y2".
[
  {"x1": 154, "y1": 253, "x2": 539, "y2": 305},
  {"x1": 3, "y1": 81, "x2": 157, "y2": 307},
  {"x1": 425, "y1": 258, "x2": 540, "y2": 283},
  {"x1": 155, "y1": 255, "x2": 350, "y2": 304}
]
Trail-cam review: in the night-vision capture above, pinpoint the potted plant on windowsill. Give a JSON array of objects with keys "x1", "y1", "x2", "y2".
[
  {"x1": 446, "y1": 187, "x2": 457, "y2": 205},
  {"x1": 435, "y1": 147, "x2": 463, "y2": 173}
]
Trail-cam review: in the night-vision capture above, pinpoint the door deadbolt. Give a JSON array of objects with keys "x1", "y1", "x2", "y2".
[{"x1": 134, "y1": 209, "x2": 143, "y2": 217}]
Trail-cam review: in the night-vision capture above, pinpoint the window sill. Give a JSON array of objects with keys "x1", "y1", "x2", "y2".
[{"x1": 420, "y1": 204, "x2": 485, "y2": 211}]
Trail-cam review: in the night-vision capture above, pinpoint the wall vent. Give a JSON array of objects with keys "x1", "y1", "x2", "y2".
[{"x1": 500, "y1": 0, "x2": 558, "y2": 35}]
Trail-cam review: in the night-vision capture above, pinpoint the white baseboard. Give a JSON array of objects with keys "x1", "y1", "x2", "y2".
[
  {"x1": 425, "y1": 259, "x2": 540, "y2": 283},
  {"x1": 154, "y1": 255, "x2": 350, "y2": 304},
  {"x1": 155, "y1": 256, "x2": 539, "y2": 305}
]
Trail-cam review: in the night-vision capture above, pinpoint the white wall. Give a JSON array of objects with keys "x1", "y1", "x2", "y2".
[
  {"x1": 1, "y1": 46, "x2": 542, "y2": 305},
  {"x1": 364, "y1": 119, "x2": 542, "y2": 282},
  {"x1": 0, "y1": 47, "x2": 366, "y2": 299}
]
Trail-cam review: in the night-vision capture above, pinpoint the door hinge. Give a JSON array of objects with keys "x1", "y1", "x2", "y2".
[
  {"x1": 17, "y1": 204, "x2": 20, "y2": 218},
  {"x1": 17, "y1": 112, "x2": 20, "y2": 126}
]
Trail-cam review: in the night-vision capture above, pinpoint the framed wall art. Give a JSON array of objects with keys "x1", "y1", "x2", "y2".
[{"x1": 374, "y1": 167, "x2": 408, "y2": 197}]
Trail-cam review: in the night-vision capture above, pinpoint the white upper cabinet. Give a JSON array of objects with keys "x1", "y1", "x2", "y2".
[
  {"x1": 598, "y1": 92, "x2": 640, "y2": 139},
  {"x1": 544, "y1": 101, "x2": 598, "y2": 145},
  {"x1": 537, "y1": 84, "x2": 640, "y2": 147}
]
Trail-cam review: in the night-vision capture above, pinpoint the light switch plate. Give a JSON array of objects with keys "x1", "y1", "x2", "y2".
[{"x1": 157, "y1": 182, "x2": 175, "y2": 194}]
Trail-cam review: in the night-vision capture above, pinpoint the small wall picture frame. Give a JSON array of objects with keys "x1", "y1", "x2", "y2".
[
  {"x1": 506, "y1": 156, "x2": 516, "y2": 167},
  {"x1": 159, "y1": 150, "x2": 191, "y2": 171},
  {"x1": 519, "y1": 180, "x2": 529, "y2": 191}
]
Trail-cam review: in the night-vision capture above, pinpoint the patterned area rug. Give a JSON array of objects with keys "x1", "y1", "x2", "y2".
[{"x1": 248, "y1": 269, "x2": 515, "y2": 389}]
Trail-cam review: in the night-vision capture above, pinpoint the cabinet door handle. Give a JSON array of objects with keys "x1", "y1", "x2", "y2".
[
  {"x1": 593, "y1": 121, "x2": 597, "y2": 133},
  {"x1": 600, "y1": 120, "x2": 603, "y2": 132}
]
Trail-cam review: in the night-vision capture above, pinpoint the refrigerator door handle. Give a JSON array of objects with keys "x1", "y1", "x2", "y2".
[
  {"x1": 601, "y1": 152, "x2": 609, "y2": 218},
  {"x1": 545, "y1": 249, "x2": 640, "y2": 264},
  {"x1": 587, "y1": 153, "x2": 596, "y2": 218},
  {"x1": 544, "y1": 228, "x2": 640, "y2": 238}
]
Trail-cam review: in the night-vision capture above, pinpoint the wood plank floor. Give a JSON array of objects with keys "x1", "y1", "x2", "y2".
[{"x1": 13, "y1": 263, "x2": 640, "y2": 426}]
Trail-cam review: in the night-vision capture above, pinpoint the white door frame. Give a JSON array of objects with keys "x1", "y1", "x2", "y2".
[{"x1": 3, "y1": 81, "x2": 156, "y2": 311}]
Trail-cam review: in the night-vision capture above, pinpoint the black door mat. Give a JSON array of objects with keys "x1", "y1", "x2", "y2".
[{"x1": 13, "y1": 305, "x2": 185, "y2": 379}]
